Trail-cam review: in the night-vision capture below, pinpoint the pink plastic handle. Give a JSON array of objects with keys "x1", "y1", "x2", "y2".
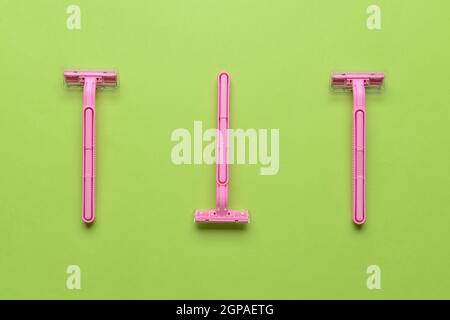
[
  {"x1": 82, "y1": 77, "x2": 97, "y2": 223},
  {"x1": 352, "y1": 79, "x2": 366, "y2": 224},
  {"x1": 216, "y1": 72, "x2": 230, "y2": 214}
]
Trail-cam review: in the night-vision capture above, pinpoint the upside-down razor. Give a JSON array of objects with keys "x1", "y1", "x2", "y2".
[
  {"x1": 64, "y1": 70, "x2": 118, "y2": 224},
  {"x1": 331, "y1": 72, "x2": 384, "y2": 225},
  {"x1": 194, "y1": 72, "x2": 249, "y2": 223}
]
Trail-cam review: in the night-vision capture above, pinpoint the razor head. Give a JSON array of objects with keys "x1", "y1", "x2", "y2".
[
  {"x1": 194, "y1": 209, "x2": 249, "y2": 223},
  {"x1": 64, "y1": 70, "x2": 118, "y2": 87},
  {"x1": 331, "y1": 72, "x2": 384, "y2": 90}
]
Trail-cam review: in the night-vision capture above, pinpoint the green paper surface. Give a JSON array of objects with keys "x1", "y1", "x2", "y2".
[{"x1": 0, "y1": 0, "x2": 450, "y2": 299}]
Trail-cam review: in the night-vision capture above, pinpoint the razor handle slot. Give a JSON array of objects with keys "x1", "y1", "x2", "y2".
[
  {"x1": 353, "y1": 109, "x2": 365, "y2": 224},
  {"x1": 83, "y1": 107, "x2": 95, "y2": 223}
]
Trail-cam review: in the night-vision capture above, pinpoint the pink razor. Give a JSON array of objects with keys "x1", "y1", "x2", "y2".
[
  {"x1": 64, "y1": 70, "x2": 118, "y2": 224},
  {"x1": 331, "y1": 72, "x2": 384, "y2": 225},
  {"x1": 194, "y1": 72, "x2": 249, "y2": 223}
]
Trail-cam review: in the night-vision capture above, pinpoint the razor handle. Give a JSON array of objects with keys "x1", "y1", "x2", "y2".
[
  {"x1": 82, "y1": 78, "x2": 97, "y2": 223},
  {"x1": 352, "y1": 80, "x2": 366, "y2": 224},
  {"x1": 216, "y1": 72, "x2": 230, "y2": 214}
]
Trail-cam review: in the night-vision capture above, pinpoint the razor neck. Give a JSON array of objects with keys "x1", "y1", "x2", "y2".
[
  {"x1": 352, "y1": 79, "x2": 366, "y2": 110},
  {"x1": 83, "y1": 77, "x2": 97, "y2": 109}
]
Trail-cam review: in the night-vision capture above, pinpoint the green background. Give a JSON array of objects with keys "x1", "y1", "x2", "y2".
[{"x1": 0, "y1": 0, "x2": 449, "y2": 299}]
